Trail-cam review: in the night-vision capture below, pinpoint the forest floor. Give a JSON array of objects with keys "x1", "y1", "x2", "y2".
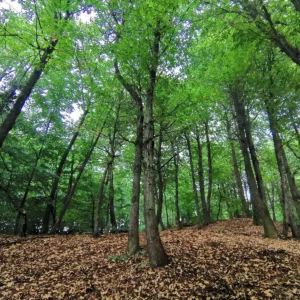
[{"x1": 0, "y1": 219, "x2": 300, "y2": 299}]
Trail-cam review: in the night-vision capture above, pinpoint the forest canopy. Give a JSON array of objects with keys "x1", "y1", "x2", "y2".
[{"x1": 0, "y1": 0, "x2": 300, "y2": 267}]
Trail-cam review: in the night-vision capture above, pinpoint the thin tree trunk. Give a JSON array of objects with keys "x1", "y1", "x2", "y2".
[
  {"x1": 231, "y1": 87, "x2": 278, "y2": 238},
  {"x1": 94, "y1": 165, "x2": 109, "y2": 238},
  {"x1": 14, "y1": 119, "x2": 51, "y2": 236},
  {"x1": 109, "y1": 169, "x2": 117, "y2": 232},
  {"x1": 267, "y1": 186, "x2": 277, "y2": 222},
  {"x1": 226, "y1": 117, "x2": 251, "y2": 218},
  {"x1": 172, "y1": 142, "x2": 182, "y2": 229},
  {"x1": 185, "y1": 133, "x2": 202, "y2": 226},
  {"x1": 114, "y1": 62, "x2": 143, "y2": 255},
  {"x1": 41, "y1": 109, "x2": 88, "y2": 234},
  {"x1": 205, "y1": 121, "x2": 213, "y2": 222},
  {"x1": 51, "y1": 118, "x2": 107, "y2": 233},
  {"x1": 195, "y1": 131, "x2": 209, "y2": 225},
  {"x1": 156, "y1": 127, "x2": 164, "y2": 228},
  {"x1": 264, "y1": 89, "x2": 298, "y2": 237}
]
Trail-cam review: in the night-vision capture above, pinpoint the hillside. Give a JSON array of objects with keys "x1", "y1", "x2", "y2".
[{"x1": 0, "y1": 219, "x2": 300, "y2": 299}]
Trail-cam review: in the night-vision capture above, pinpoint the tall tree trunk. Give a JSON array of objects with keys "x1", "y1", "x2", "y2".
[
  {"x1": 127, "y1": 105, "x2": 143, "y2": 254},
  {"x1": 114, "y1": 62, "x2": 143, "y2": 255},
  {"x1": 185, "y1": 133, "x2": 202, "y2": 226},
  {"x1": 108, "y1": 169, "x2": 117, "y2": 232},
  {"x1": 50, "y1": 118, "x2": 107, "y2": 233},
  {"x1": 41, "y1": 109, "x2": 88, "y2": 234},
  {"x1": 243, "y1": 110, "x2": 268, "y2": 206},
  {"x1": 195, "y1": 131, "x2": 209, "y2": 225},
  {"x1": 0, "y1": 43, "x2": 56, "y2": 148},
  {"x1": 156, "y1": 127, "x2": 165, "y2": 228},
  {"x1": 0, "y1": 10, "x2": 71, "y2": 148},
  {"x1": 172, "y1": 141, "x2": 182, "y2": 230},
  {"x1": 204, "y1": 121, "x2": 213, "y2": 222},
  {"x1": 231, "y1": 87, "x2": 278, "y2": 238},
  {"x1": 265, "y1": 95, "x2": 299, "y2": 238},
  {"x1": 94, "y1": 164, "x2": 109, "y2": 238},
  {"x1": 266, "y1": 186, "x2": 277, "y2": 222},
  {"x1": 143, "y1": 26, "x2": 168, "y2": 268},
  {"x1": 226, "y1": 117, "x2": 251, "y2": 218}
]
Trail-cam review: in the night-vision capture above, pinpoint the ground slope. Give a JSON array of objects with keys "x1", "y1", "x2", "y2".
[{"x1": 0, "y1": 219, "x2": 299, "y2": 299}]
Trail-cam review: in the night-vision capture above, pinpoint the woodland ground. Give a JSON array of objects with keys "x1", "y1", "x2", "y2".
[{"x1": 0, "y1": 219, "x2": 300, "y2": 299}]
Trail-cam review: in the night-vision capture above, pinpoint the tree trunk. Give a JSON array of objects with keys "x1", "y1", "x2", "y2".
[
  {"x1": 231, "y1": 87, "x2": 278, "y2": 238},
  {"x1": 266, "y1": 186, "x2": 277, "y2": 222},
  {"x1": 156, "y1": 127, "x2": 164, "y2": 228},
  {"x1": 172, "y1": 141, "x2": 182, "y2": 230},
  {"x1": 226, "y1": 117, "x2": 251, "y2": 218},
  {"x1": 0, "y1": 42, "x2": 58, "y2": 148},
  {"x1": 291, "y1": 0, "x2": 300, "y2": 12},
  {"x1": 94, "y1": 165, "x2": 109, "y2": 238},
  {"x1": 143, "y1": 27, "x2": 169, "y2": 268},
  {"x1": 108, "y1": 169, "x2": 117, "y2": 232},
  {"x1": 195, "y1": 131, "x2": 209, "y2": 225},
  {"x1": 51, "y1": 118, "x2": 107, "y2": 233},
  {"x1": 41, "y1": 109, "x2": 88, "y2": 234},
  {"x1": 204, "y1": 121, "x2": 213, "y2": 223},
  {"x1": 185, "y1": 132, "x2": 202, "y2": 226},
  {"x1": 14, "y1": 119, "x2": 51, "y2": 236},
  {"x1": 127, "y1": 104, "x2": 143, "y2": 254},
  {"x1": 264, "y1": 93, "x2": 299, "y2": 238},
  {"x1": 114, "y1": 61, "x2": 143, "y2": 255}
]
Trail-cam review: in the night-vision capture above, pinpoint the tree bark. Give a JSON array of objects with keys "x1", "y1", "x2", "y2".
[
  {"x1": 231, "y1": 87, "x2": 278, "y2": 238},
  {"x1": 226, "y1": 117, "x2": 251, "y2": 218},
  {"x1": 185, "y1": 133, "x2": 202, "y2": 226},
  {"x1": 127, "y1": 104, "x2": 143, "y2": 254},
  {"x1": 195, "y1": 131, "x2": 209, "y2": 225},
  {"x1": 205, "y1": 121, "x2": 213, "y2": 222},
  {"x1": 143, "y1": 27, "x2": 169, "y2": 268},
  {"x1": 265, "y1": 95, "x2": 298, "y2": 238},
  {"x1": 114, "y1": 62, "x2": 143, "y2": 255},
  {"x1": 41, "y1": 109, "x2": 88, "y2": 234},
  {"x1": 156, "y1": 127, "x2": 165, "y2": 228},
  {"x1": 108, "y1": 168, "x2": 117, "y2": 232},
  {"x1": 291, "y1": 0, "x2": 300, "y2": 12},
  {"x1": 51, "y1": 118, "x2": 107, "y2": 233},
  {"x1": 94, "y1": 164, "x2": 109, "y2": 238},
  {"x1": 0, "y1": 41, "x2": 58, "y2": 148},
  {"x1": 172, "y1": 141, "x2": 182, "y2": 230}
]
